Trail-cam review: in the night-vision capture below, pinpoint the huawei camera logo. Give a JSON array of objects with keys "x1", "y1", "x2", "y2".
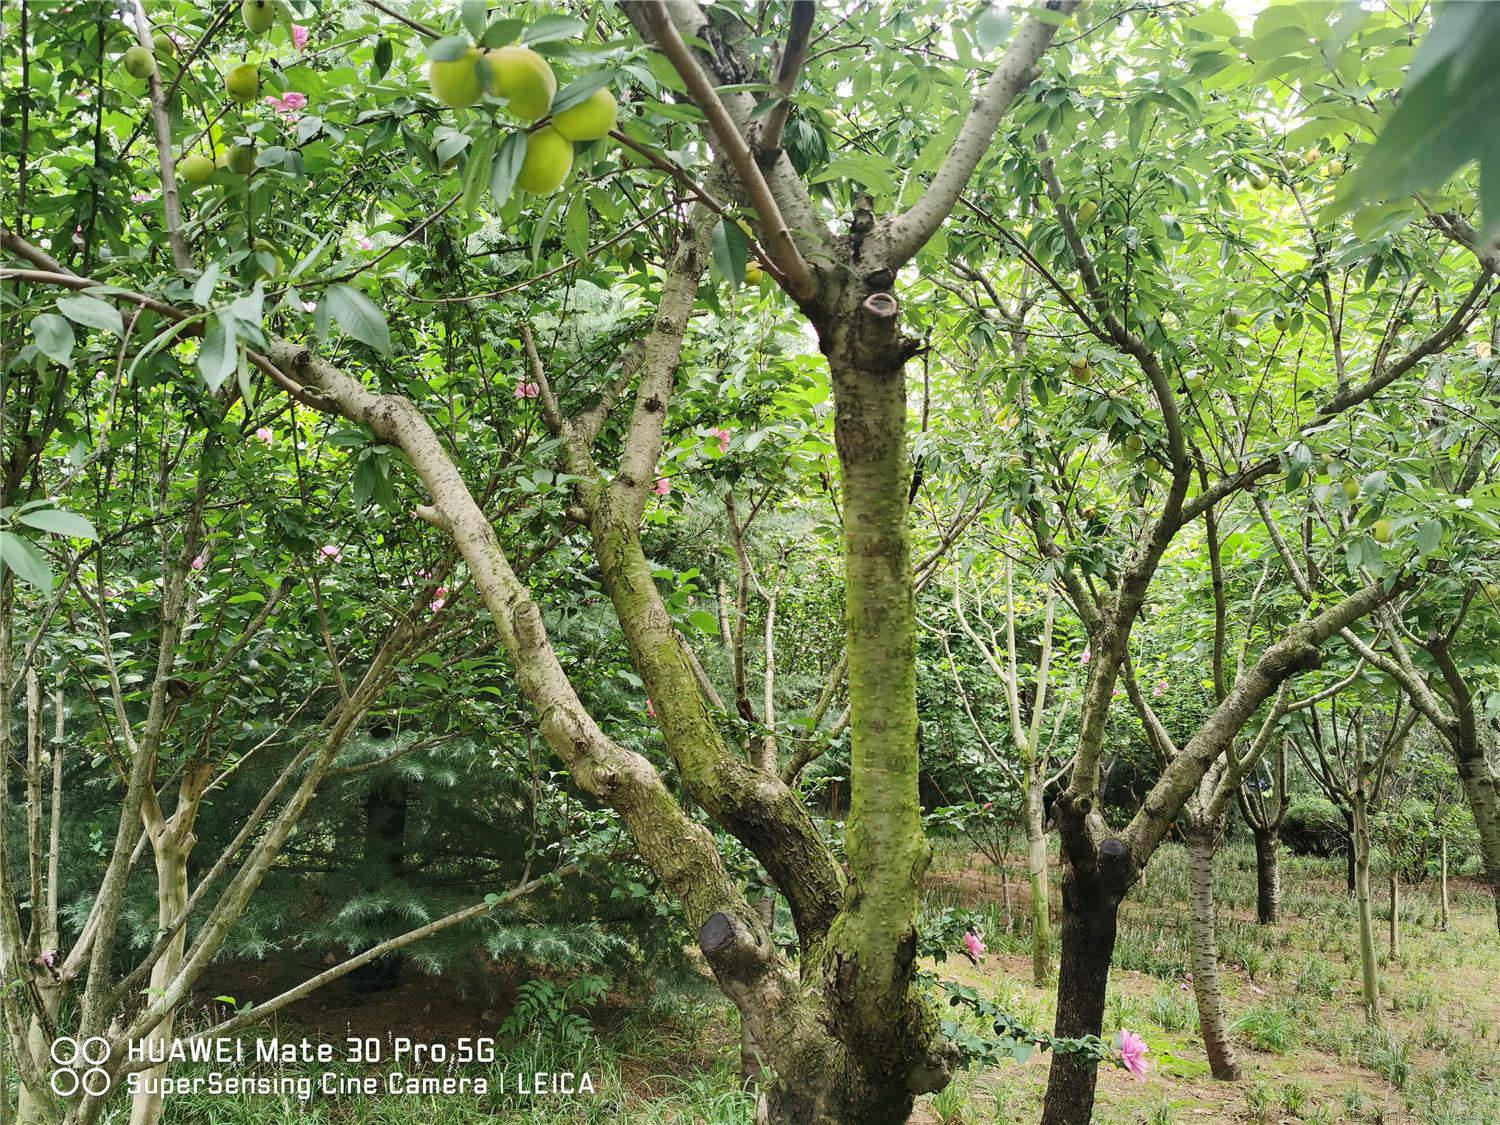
[{"x1": 50, "y1": 1036, "x2": 112, "y2": 1096}]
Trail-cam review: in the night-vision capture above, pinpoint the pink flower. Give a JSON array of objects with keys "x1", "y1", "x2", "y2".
[
  {"x1": 254, "y1": 426, "x2": 273, "y2": 445},
  {"x1": 430, "y1": 598, "x2": 445, "y2": 613},
  {"x1": 434, "y1": 585, "x2": 447, "y2": 599},
  {"x1": 319, "y1": 544, "x2": 341, "y2": 563},
  {"x1": 357, "y1": 236, "x2": 373, "y2": 250},
  {"x1": 513, "y1": 381, "x2": 540, "y2": 399},
  {"x1": 1118, "y1": 1030, "x2": 1149, "y2": 1080},
  {"x1": 265, "y1": 92, "x2": 307, "y2": 120},
  {"x1": 1081, "y1": 645, "x2": 1091, "y2": 665},
  {"x1": 645, "y1": 699, "x2": 655, "y2": 718},
  {"x1": 652, "y1": 477, "x2": 671, "y2": 497},
  {"x1": 291, "y1": 23, "x2": 309, "y2": 51},
  {"x1": 131, "y1": 191, "x2": 151, "y2": 203},
  {"x1": 709, "y1": 426, "x2": 730, "y2": 452},
  {"x1": 191, "y1": 554, "x2": 206, "y2": 571},
  {"x1": 39, "y1": 949, "x2": 57, "y2": 969},
  {"x1": 1153, "y1": 679, "x2": 1166, "y2": 698},
  {"x1": 962, "y1": 931, "x2": 986, "y2": 961},
  {"x1": 301, "y1": 300, "x2": 317, "y2": 313}
]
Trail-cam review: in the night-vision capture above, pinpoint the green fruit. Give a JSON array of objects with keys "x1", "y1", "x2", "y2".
[
  {"x1": 179, "y1": 154, "x2": 215, "y2": 184},
  {"x1": 225, "y1": 62, "x2": 260, "y2": 103},
  {"x1": 428, "y1": 46, "x2": 482, "y2": 108},
  {"x1": 1125, "y1": 434, "x2": 1143, "y2": 453},
  {"x1": 1223, "y1": 308, "x2": 1242, "y2": 327},
  {"x1": 1304, "y1": 147, "x2": 1321, "y2": 163},
  {"x1": 487, "y1": 46, "x2": 556, "y2": 120},
  {"x1": 1343, "y1": 479, "x2": 1360, "y2": 501},
  {"x1": 1007, "y1": 453, "x2": 1024, "y2": 468},
  {"x1": 1483, "y1": 582, "x2": 1500, "y2": 602},
  {"x1": 1249, "y1": 171, "x2": 1269, "y2": 189},
  {"x1": 123, "y1": 45, "x2": 155, "y2": 80},
  {"x1": 517, "y1": 126, "x2": 572, "y2": 194},
  {"x1": 1273, "y1": 310, "x2": 1290, "y2": 331},
  {"x1": 153, "y1": 32, "x2": 176, "y2": 57},
  {"x1": 1080, "y1": 504, "x2": 1097, "y2": 519},
  {"x1": 1372, "y1": 518, "x2": 1394, "y2": 544},
  {"x1": 552, "y1": 86, "x2": 617, "y2": 142},
  {"x1": 226, "y1": 144, "x2": 257, "y2": 174},
  {"x1": 242, "y1": 0, "x2": 275, "y2": 35},
  {"x1": 1326, "y1": 159, "x2": 1345, "y2": 177},
  {"x1": 1076, "y1": 199, "x2": 1099, "y2": 224},
  {"x1": 744, "y1": 262, "x2": 764, "y2": 286},
  {"x1": 252, "y1": 238, "x2": 280, "y2": 276},
  {"x1": 1068, "y1": 350, "x2": 1089, "y2": 370}
]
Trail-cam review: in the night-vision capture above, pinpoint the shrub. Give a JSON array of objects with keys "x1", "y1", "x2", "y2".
[{"x1": 1282, "y1": 797, "x2": 1348, "y2": 856}]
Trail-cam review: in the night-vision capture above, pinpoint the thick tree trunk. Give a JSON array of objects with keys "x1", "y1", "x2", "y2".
[
  {"x1": 1026, "y1": 781, "x2": 1052, "y2": 987},
  {"x1": 741, "y1": 893, "x2": 776, "y2": 1084},
  {"x1": 1252, "y1": 825, "x2": 1281, "y2": 925},
  {"x1": 1352, "y1": 796, "x2": 1380, "y2": 1024},
  {"x1": 1453, "y1": 750, "x2": 1500, "y2": 934},
  {"x1": 1040, "y1": 855, "x2": 1122, "y2": 1125},
  {"x1": 128, "y1": 838, "x2": 190, "y2": 1125},
  {"x1": 14, "y1": 982, "x2": 63, "y2": 1125},
  {"x1": 1186, "y1": 825, "x2": 1241, "y2": 1080}
]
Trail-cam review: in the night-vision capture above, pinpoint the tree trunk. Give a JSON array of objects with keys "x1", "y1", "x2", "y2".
[
  {"x1": 740, "y1": 892, "x2": 776, "y2": 1084},
  {"x1": 1186, "y1": 825, "x2": 1241, "y2": 1080},
  {"x1": 1352, "y1": 796, "x2": 1380, "y2": 1024},
  {"x1": 1343, "y1": 807, "x2": 1357, "y2": 894},
  {"x1": 1439, "y1": 835, "x2": 1450, "y2": 931},
  {"x1": 1026, "y1": 781, "x2": 1052, "y2": 987},
  {"x1": 1453, "y1": 749, "x2": 1500, "y2": 934},
  {"x1": 1252, "y1": 825, "x2": 1281, "y2": 925},
  {"x1": 14, "y1": 981, "x2": 63, "y2": 1125},
  {"x1": 128, "y1": 837, "x2": 191, "y2": 1125},
  {"x1": 1040, "y1": 856, "x2": 1122, "y2": 1125},
  {"x1": 1387, "y1": 869, "x2": 1399, "y2": 959}
]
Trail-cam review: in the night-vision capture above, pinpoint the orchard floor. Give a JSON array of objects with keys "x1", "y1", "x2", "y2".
[{"x1": 142, "y1": 841, "x2": 1496, "y2": 1124}]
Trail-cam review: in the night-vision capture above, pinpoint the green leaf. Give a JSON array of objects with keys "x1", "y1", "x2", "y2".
[
  {"x1": 0, "y1": 531, "x2": 54, "y2": 591},
  {"x1": 551, "y1": 71, "x2": 613, "y2": 115},
  {"x1": 325, "y1": 285, "x2": 392, "y2": 355},
  {"x1": 974, "y1": 4, "x2": 1012, "y2": 53},
  {"x1": 193, "y1": 263, "x2": 221, "y2": 307},
  {"x1": 56, "y1": 294, "x2": 123, "y2": 336},
  {"x1": 712, "y1": 217, "x2": 748, "y2": 287},
  {"x1": 491, "y1": 130, "x2": 527, "y2": 208},
  {"x1": 562, "y1": 192, "x2": 590, "y2": 259},
  {"x1": 197, "y1": 313, "x2": 237, "y2": 392},
  {"x1": 686, "y1": 609, "x2": 719, "y2": 635},
  {"x1": 460, "y1": 0, "x2": 486, "y2": 42},
  {"x1": 372, "y1": 37, "x2": 393, "y2": 79},
  {"x1": 31, "y1": 313, "x2": 74, "y2": 367},
  {"x1": 427, "y1": 35, "x2": 472, "y2": 62},
  {"x1": 522, "y1": 15, "x2": 583, "y2": 45},
  {"x1": 16, "y1": 508, "x2": 98, "y2": 540},
  {"x1": 462, "y1": 129, "x2": 497, "y2": 216}
]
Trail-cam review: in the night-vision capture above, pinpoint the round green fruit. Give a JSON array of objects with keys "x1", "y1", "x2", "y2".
[
  {"x1": 428, "y1": 47, "x2": 482, "y2": 108},
  {"x1": 552, "y1": 86, "x2": 617, "y2": 142},
  {"x1": 1068, "y1": 350, "x2": 1089, "y2": 370},
  {"x1": 179, "y1": 154, "x2": 216, "y2": 184},
  {"x1": 1075, "y1": 199, "x2": 1099, "y2": 224},
  {"x1": 517, "y1": 126, "x2": 572, "y2": 194},
  {"x1": 1223, "y1": 308, "x2": 1242, "y2": 327},
  {"x1": 744, "y1": 262, "x2": 764, "y2": 286},
  {"x1": 1326, "y1": 159, "x2": 1345, "y2": 176},
  {"x1": 1484, "y1": 581, "x2": 1500, "y2": 602},
  {"x1": 1342, "y1": 479, "x2": 1360, "y2": 501},
  {"x1": 1372, "y1": 518, "x2": 1394, "y2": 544},
  {"x1": 1249, "y1": 171, "x2": 1269, "y2": 189},
  {"x1": 1273, "y1": 310, "x2": 1290, "y2": 331},
  {"x1": 123, "y1": 45, "x2": 155, "y2": 80},
  {"x1": 242, "y1": 0, "x2": 275, "y2": 34},
  {"x1": 226, "y1": 144, "x2": 257, "y2": 174},
  {"x1": 225, "y1": 63, "x2": 260, "y2": 104},
  {"x1": 1124, "y1": 434, "x2": 1143, "y2": 454},
  {"x1": 153, "y1": 32, "x2": 176, "y2": 56},
  {"x1": 487, "y1": 45, "x2": 556, "y2": 121}
]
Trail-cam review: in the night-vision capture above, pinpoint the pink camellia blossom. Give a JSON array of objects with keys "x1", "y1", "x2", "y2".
[
  {"x1": 434, "y1": 585, "x2": 448, "y2": 599},
  {"x1": 191, "y1": 554, "x2": 206, "y2": 571},
  {"x1": 319, "y1": 544, "x2": 341, "y2": 563},
  {"x1": 652, "y1": 477, "x2": 671, "y2": 497},
  {"x1": 291, "y1": 23, "x2": 309, "y2": 51},
  {"x1": 357, "y1": 236, "x2": 374, "y2": 250},
  {"x1": 430, "y1": 598, "x2": 445, "y2": 613},
  {"x1": 962, "y1": 931, "x2": 986, "y2": 961},
  {"x1": 513, "y1": 381, "x2": 540, "y2": 399},
  {"x1": 1153, "y1": 679, "x2": 1166, "y2": 697},
  {"x1": 1081, "y1": 645, "x2": 1091, "y2": 665},
  {"x1": 1118, "y1": 1030, "x2": 1149, "y2": 1080},
  {"x1": 301, "y1": 300, "x2": 317, "y2": 313},
  {"x1": 265, "y1": 91, "x2": 307, "y2": 119},
  {"x1": 645, "y1": 699, "x2": 655, "y2": 718},
  {"x1": 254, "y1": 426, "x2": 273, "y2": 445}
]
